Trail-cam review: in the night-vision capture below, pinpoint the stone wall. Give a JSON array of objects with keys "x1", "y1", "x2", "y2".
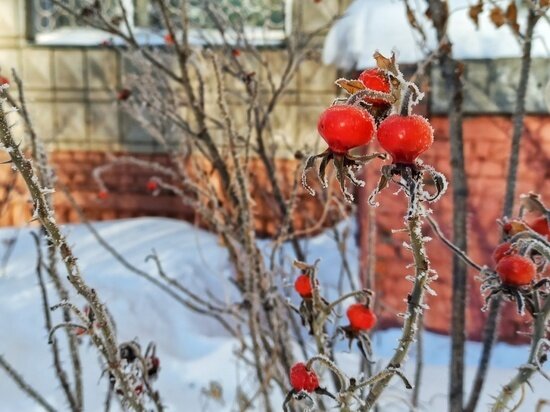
[{"x1": 0, "y1": 0, "x2": 349, "y2": 154}]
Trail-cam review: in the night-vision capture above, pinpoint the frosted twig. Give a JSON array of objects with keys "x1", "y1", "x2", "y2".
[
  {"x1": 0, "y1": 355, "x2": 57, "y2": 412},
  {"x1": 0, "y1": 91, "x2": 145, "y2": 412}
]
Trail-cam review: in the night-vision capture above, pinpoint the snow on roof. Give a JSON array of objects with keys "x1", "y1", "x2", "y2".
[{"x1": 323, "y1": 0, "x2": 550, "y2": 70}]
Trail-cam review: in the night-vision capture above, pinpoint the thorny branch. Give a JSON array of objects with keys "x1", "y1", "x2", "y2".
[
  {"x1": 425, "y1": 1, "x2": 469, "y2": 409},
  {"x1": 0, "y1": 87, "x2": 145, "y2": 411},
  {"x1": 7, "y1": 68, "x2": 84, "y2": 412},
  {"x1": 467, "y1": 6, "x2": 543, "y2": 412},
  {"x1": 0, "y1": 355, "x2": 57, "y2": 412},
  {"x1": 364, "y1": 206, "x2": 432, "y2": 409}
]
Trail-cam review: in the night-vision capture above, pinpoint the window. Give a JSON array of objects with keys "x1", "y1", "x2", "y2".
[{"x1": 30, "y1": 0, "x2": 290, "y2": 46}]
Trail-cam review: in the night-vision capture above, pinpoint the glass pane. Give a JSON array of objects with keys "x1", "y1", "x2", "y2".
[
  {"x1": 31, "y1": 0, "x2": 122, "y2": 34},
  {"x1": 31, "y1": 0, "x2": 286, "y2": 36},
  {"x1": 148, "y1": 0, "x2": 286, "y2": 31}
]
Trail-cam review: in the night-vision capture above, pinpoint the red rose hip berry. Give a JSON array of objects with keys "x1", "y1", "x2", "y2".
[
  {"x1": 289, "y1": 362, "x2": 319, "y2": 393},
  {"x1": 346, "y1": 303, "x2": 377, "y2": 331},
  {"x1": 164, "y1": 33, "x2": 175, "y2": 45},
  {"x1": 97, "y1": 190, "x2": 109, "y2": 200},
  {"x1": 146, "y1": 180, "x2": 159, "y2": 192},
  {"x1": 492, "y1": 242, "x2": 512, "y2": 264},
  {"x1": 317, "y1": 105, "x2": 376, "y2": 154},
  {"x1": 294, "y1": 274, "x2": 313, "y2": 299},
  {"x1": 377, "y1": 114, "x2": 433, "y2": 164},
  {"x1": 358, "y1": 68, "x2": 390, "y2": 105},
  {"x1": 496, "y1": 255, "x2": 536, "y2": 287},
  {"x1": 117, "y1": 88, "x2": 131, "y2": 101},
  {"x1": 529, "y1": 216, "x2": 550, "y2": 238}
]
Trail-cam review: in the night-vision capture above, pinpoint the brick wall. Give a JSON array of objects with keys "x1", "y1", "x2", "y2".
[
  {"x1": 358, "y1": 115, "x2": 550, "y2": 343},
  {"x1": 0, "y1": 151, "x2": 340, "y2": 237}
]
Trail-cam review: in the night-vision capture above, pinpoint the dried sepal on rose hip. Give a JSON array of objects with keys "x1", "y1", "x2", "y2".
[
  {"x1": 502, "y1": 219, "x2": 528, "y2": 238},
  {"x1": 144, "y1": 342, "x2": 160, "y2": 380}
]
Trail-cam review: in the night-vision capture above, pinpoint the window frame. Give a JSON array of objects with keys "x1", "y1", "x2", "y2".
[{"x1": 27, "y1": 0, "x2": 293, "y2": 47}]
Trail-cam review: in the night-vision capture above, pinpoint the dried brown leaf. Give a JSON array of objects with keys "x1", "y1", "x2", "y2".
[
  {"x1": 468, "y1": 1, "x2": 484, "y2": 28},
  {"x1": 489, "y1": 6, "x2": 506, "y2": 27},
  {"x1": 424, "y1": 5, "x2": 432, "y2": 20},
  {"x1": 373, "y1": 51, "x2": 396, "y2": 74},
  {"x1": 520, "y1": 193, "x2": 548, "y2": 215},
  {"x1": 405, "y1": 1, "x2": 426, "y2": 40},
  {"x1": 505, "y1": 1, "x2": 517, "y2": 22},
  {"x1": 335, "y1": 78, "x2": 365, "y2": 95},
  {"x1": 505, "y1": 1, "x2": 520, "y2": 34}
]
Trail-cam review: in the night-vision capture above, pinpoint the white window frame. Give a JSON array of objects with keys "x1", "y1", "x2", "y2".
[{"x1": 32, "y1": 0, "x2": 293, "y2": 47}]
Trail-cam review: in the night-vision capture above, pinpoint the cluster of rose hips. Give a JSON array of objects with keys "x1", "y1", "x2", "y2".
[
  {"x1": 294, "y1": 272, "x2": 377, "y2": 341},
  {"x1": 303, "y1": 53, "x2": 442, "y2": 208},
  {"x1": 288, "y1": 268, "x2": 378, "y2": 407},
  {"x1": 484, "y1": 200, "x2": 550, "y2": 315},
  {"x1": 317, "y1": 70, "x2": 432, "y2": 164}
]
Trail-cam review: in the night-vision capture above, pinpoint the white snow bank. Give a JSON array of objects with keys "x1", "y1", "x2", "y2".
[
  {"x1": 0, "y1": 218, "x2": 547, "y2": 411},
  {"x1": 323, "y1": 0, "x2": 550, "y2": 69}
]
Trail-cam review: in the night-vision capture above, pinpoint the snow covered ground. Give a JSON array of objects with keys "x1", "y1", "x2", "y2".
[{"x1": 0, "y1": 218, "x2": 547, "y2": 411}]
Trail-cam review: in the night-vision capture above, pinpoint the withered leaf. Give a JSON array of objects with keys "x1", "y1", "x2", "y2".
[
  {"x1": 505, "y1": 1, "x2": 517, "y2": 22},
  {"x1": 405, "y1": 1, "x2": 426, "y2": 40},
  {"x1": 505, "y1": 1, "x2": 520, "y2": 34},
  {"x1": 424, "y1": 5, "x2": 432, "y2": 20},
  {"x1": 335, "y1": 78, "x2": 365, "y2": 95},
  {"x1": 468, "y1": 1, "x2": 484, "y2": 28},
  {"x1": 520, "y1": 192, "x2": 548, "y2": 215},
  {"x1": 489, "y1": 6, "x2": 506, "y2": 28},
  {"x1": 373, "y1": 51, "x2": 396, "y2": 74}
]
